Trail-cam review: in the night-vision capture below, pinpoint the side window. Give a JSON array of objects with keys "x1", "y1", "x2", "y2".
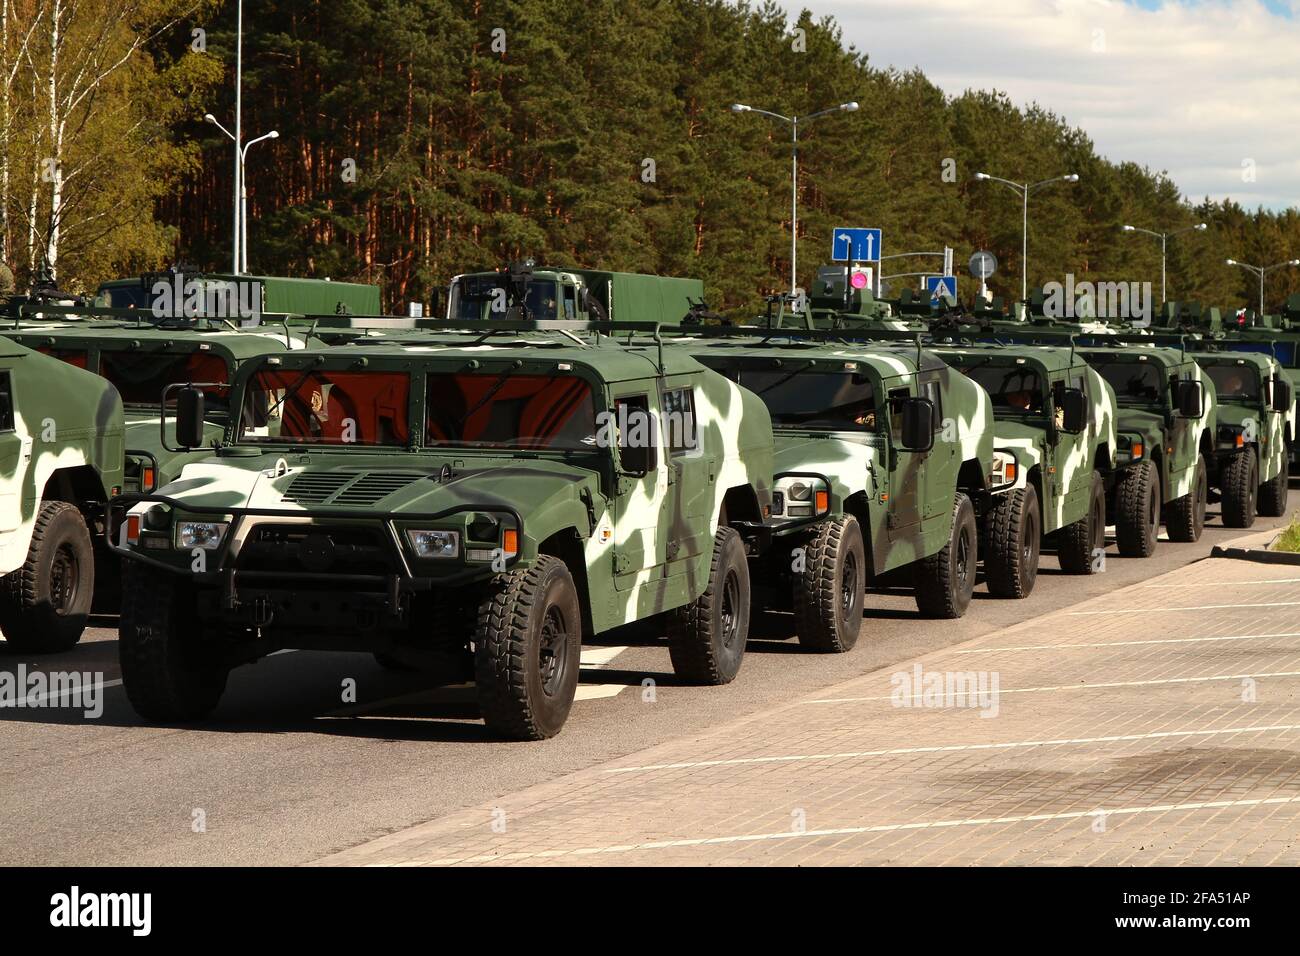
[
  {"x1": 887, "y1": 386, "x2": 909, "y2": 437},
  {"x1": 562, "y1": 283, "x2": 577, "y2": 320},
  {"x1": 0, "y1": 372, "x2": 12, "y2": 432},
  {"x1": 922, "y1": 380, "x2": 943, "y2": 432},
  {"x1": 613, "y1": 395, "x2": 658, "y2": 472},
  {"x1": 660, "y1": 387, "x2": 698, "y2": 454}
]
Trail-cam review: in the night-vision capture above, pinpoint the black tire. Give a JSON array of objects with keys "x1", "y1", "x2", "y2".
[
  {"x1": 1167, "y1": 454, "x2": 1207, "y2": 543},
  {"x1": 0, "y1": 501, "x2": 94, "y2": 653},
  {"x1": 667, "y1": 526, "x2": 749, "y2": 684},
  {"x1": 1221, "y1": 449, "x2": 1258, "y2": 528},
  {"x1": 119, "y1": 563, "x2": 228, "y2": 721},
  {"x1": 793, "y1": 515, "x2": 865, "y2": 652},
  {"x1": 1058, "y1": 471, "x2": 1106, "y2": 574},
  {"x1": 1257, "y1": 463, "x2": 1290, "y2": 518},
  {"x1": 1115, "y1": 459, "x2": 1160, "y2": 557},
  {"x1": 984, "y1": 483, "x2": 1040, "y2": 598},
  {"x1": 474, "y1": 555, "x2": 581, "y2": 741},
  {"x1": 913, "y1": 493, "x2": 977, "y2": 619}
]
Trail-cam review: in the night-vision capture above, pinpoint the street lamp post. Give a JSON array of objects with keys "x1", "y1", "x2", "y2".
[
  {"x1": 1120, "y1": 222, "x2": 1207, "y2": 304},
  {"x1": 730, "y1": 101, "x2": 859, "y2": 297},
  {"x1": 973, "y1": 172, "x2": 1079, "y2": 301},
  {"x1": 1224, "y1": 257, "x2": 1300, "y2": 316},
  {"x1": 206, "y1": 116, "x2": 277, "y2": 274}
]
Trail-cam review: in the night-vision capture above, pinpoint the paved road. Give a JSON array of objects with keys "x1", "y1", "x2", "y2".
[{"x1": 0, "y1": 500, "x2": 1294, "y2": 865}]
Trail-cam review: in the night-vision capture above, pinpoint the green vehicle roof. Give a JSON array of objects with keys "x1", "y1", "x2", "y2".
[
  {"x1": 3, "y1": 321, "x2": 307, "y2": 361},
  {"x1": 97, "y1": 274, "x2": 381, "y2": 315},
  {"x1": 929, "y1": 342, "x2": 1086, "y2": 375}
]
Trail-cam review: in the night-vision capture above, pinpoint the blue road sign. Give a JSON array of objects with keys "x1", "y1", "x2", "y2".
[
  {"x1": 831, "y1": 227, "x2": 882, "y2": 263},
  {"x1": 927, "y1": 276, "x2": 957, "y2": 300}
]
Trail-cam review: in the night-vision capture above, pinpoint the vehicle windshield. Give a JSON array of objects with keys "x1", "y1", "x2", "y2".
[
  {"x1": 1205, "y1": 364, "x2": 1261, "y2": 402},
  {"x1": 426, "y1": 372, "x2": 598, "y2": 450},
  {"x1": 100, "y1": 349, "x2": 231, "y2": 410},
  {"x1": 958, "y1": 363, "x2": 1045, "y2": 415},
  {"x1": 1091, "y1": 361, "x2": 1163, "y2": 404},
  {"x1": 96, "y1": 284, "x2": 149, "y2": 309},
  {"x1": 239, "y1": 369, "x2": 410, "y2": 445},
  {"x1": 37, "y1": 346, "x2": 89, "y2": 369},
  {"x1": 448, "y1": 276, "x2": 559, "y2": 321},
  {"x1": 734, "y1": 368, "x2": 878, "y2": 432}
]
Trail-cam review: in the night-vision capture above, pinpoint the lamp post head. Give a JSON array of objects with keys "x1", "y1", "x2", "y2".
[
  {"x1": 973, "y1": 172, "x2": 989, "y2": 181},
  {"x1": 730, "y1": 103, "x2": 750, "y2": 113},
  {"x1": 1290, "y1": 259, "x2": 1300, "y2": 267},
  {"x1": 840, "y1": 101, "x2": 859, "y2": 112},
  {"x1": 1195, "y1": 223, "x2": 1208, "y2": 231},
  {"x1": 1225, "y1": 258, "x2": 1237, "y2": 266},
  {"x1": 1121, "y1": 224, "x2": 1135, "y2": 232},
  {"x1": 1064, "y1": 174, "x2": 1079, "y2": 182},
  {"x1": 203, "y1": 113, "x2": 217, "y2": 124},
  {"x1": 268, "y1": 130, "x2": 280, "y2": 139}
]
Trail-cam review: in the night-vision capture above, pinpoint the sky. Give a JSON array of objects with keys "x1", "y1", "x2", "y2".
[{"x1": 806, "y1": 0, "x2": 1300, "y2": 211}]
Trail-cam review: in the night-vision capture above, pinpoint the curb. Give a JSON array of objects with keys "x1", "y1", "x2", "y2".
[{"x1": 1210, "y1": 534, "x2": 1300, "y2": 566}]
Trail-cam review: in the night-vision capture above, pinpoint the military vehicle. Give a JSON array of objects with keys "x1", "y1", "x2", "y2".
[
  {"x1": 1075, "y1": 346, "x2": 1218, "y2": 550},
  {"x1": 3, "y1": 304, "x2": 314, "y2": 494},
  {"x1": 0, "y1": 341, "x2": 124, "y2": 651},
  {"x1": 675, "y1": 332, "x2": 1000, "y2": 649},
  {"x1": 927, "y1": 344, "x2": 1118, "y2": 586},
  {"x1": 109, "y1": 329, "x2": 775, "y2": 739},
  {"x1": 1190, "y1": 351, "x2": 1292, "y2": 527},
  {"x1": 447, "y1": 262, "x2": 705, "y2": 325},
  {"x1": 95, "y1": 271, "x2": 381, "y2": 318}
]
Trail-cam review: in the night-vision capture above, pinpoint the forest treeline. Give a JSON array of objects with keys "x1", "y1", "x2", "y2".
[{"x1": 3, "y1": 0, "x2": 1298, "y2": 314}]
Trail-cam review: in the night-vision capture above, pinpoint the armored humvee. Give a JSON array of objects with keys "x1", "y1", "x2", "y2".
[
  {"x1": 0, "y1": 341, "x2": 124, "y2": 651},
  {"x1": 1076, "y1": 346, "x2": 1218, "y2": 549},
  {"x1": 929, "y1": 343, "x2": 1118, "y2": 586},
  {"x1": 1190, "y1": 351, "x2": 1292, "y2": 527},
  {"x1": 109, "y1": 333, "x2": 775, "y2": 739},
  {"x1": 676, "y1": 333, "x2": 1000, "y2": 648}
]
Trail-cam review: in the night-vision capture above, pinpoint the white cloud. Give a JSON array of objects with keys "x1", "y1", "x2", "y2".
[{"x1": 808, "y1": 0, "x2": 1300, "y2": 210}]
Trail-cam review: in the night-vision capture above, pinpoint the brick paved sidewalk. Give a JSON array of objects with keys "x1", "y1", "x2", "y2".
[{"x1": 313, "y1": 543, "x2": 1300, "y2": 866}]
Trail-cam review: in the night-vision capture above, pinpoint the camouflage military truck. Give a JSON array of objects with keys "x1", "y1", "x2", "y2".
[
  {"x1": 676, "y1": 333, "x2": 1000, "y2": 649},
  {"x1": 1190, "y1": 351, "x2": 1292, "y2": 527},
  {"x1": 109, "y1": 333, "x2": 775, "y2": 739},
  {"x1": 0, "y1": 341, "x2": 124, "y2": 651},
  {"x1": 447, "y1": 261, "x2": 705, "y2": 325},
  {"x1": 929, "y1": 343, "x2": 1118, "y2": 588},
  {"x1": 1076, "y1": 346, "x2": 1218, "y2": 550}
]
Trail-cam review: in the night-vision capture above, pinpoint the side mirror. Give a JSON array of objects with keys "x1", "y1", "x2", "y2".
[
  {"x1": 1272, "y1": 376, "x2": 1292, "y2": 413},
  {"x1": 1174, "y1": 380, "x2": 1204, "y2": 418},
  {"x1": 1059, "y1": 387, "x2": 1088, "y2": 434},
  {"x1": 898, "y1": 396, "x2": 935, "y2": 452},
  {"x1": 176, "y1": 387, "x2": 206, "y2": 448},
  {"x1": 619, "y1": 441, "x2": 656, "y2": 476}
]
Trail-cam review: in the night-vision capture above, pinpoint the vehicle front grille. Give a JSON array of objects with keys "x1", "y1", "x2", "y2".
[
  {"x1": 282, "y1": 472, "x2": 352, "y2": 504},
  {"x1": 332, "y1": 472, "x2": 424, "y2": 505},
  {"x1": 236, "y1": 523, "x2": 394, "y2": 580},
  {"x1": 281, "y1": 471, "x2": 425, "y2": 506}
]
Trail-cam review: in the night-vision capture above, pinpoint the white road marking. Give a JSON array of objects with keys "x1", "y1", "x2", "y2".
[
  {"x1": 1144, "y1": 578, "x2": 1300, "y2": 588},
  {"x1": 805, "y1": 670, "x2": 1300, "y2": 704},
  {"x1": 602, "y1": 723, "x2": 1300, "y2": 773},
  {"x1": 1067, "y1": 601, "x2": 1300, "y2": 615},
  {"x1": 401, "y1": 795, "x2": 1300, "y2": 865},
  {"x1": 952, "y1": 631, "x2": 1300, "y2": 654}
]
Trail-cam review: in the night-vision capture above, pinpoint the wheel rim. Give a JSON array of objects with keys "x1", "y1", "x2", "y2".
[
  {"x1": 720, "y1": 569, "x2": 741, "y2": 650},
  {"x1": 956, "y1": 524, "x2": 972, "y2": 586},
  {"x1": 537, "y1": 605, "x2": 570, "y2": 697},
  {"x1": 1149, "y1": 483, "x2": 1160, "y2": 535},
  {"x1": 1023, "y1": 510, "x2": 1039, "y2": 574},
  {"x1": 841, "y1": 551, "x2": 858, "y2": 622},
  {"x1": 49, "y1": 544, "x2": 79, "y2": 615}
]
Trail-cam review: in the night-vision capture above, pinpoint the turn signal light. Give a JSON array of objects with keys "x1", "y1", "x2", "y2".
[
  {"x1": 142, "y1": 467, "x2": 155, "y2": 490},
  {"x1": 815, "y1": 490, "x2": 829, "y2": 513},
  {"x1": 125, "y1": 515, "x2": 141, "y2": 543},
  {"x1": 502, "y1": 529, "x2": 519, "y2": 556},
  {"x1": 1236, "y1": 433, "x2": 1245, "y2": 448},
  {"x1": 1131, "y1": 442, "x2": 1144, "y2": 458}
]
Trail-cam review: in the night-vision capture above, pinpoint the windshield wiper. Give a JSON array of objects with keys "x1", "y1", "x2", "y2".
[{"x1": 756, "y1": 361, "x2": 816, "y2": 395}]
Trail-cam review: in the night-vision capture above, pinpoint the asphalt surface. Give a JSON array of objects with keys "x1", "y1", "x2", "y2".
[{"x1": 1, "y1": 495, "x2": 1295, "y2": 865}]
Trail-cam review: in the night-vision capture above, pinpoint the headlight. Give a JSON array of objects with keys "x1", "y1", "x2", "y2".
[
  {"x1": 406, "y1": 529, "x2": 460, "y2": 559},
  {"x1": 775, "y1": 478, "x2": 829, "y2": 517},
  {"x1": 176, "y1": 521, "x2": 228, "y2": 550},
  {"x1": 787, "y1": 481, "x2": 811, "y2": 501},
  {"x1": 991, "y1": 451, "x2": 1017, "y2": 485}
]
